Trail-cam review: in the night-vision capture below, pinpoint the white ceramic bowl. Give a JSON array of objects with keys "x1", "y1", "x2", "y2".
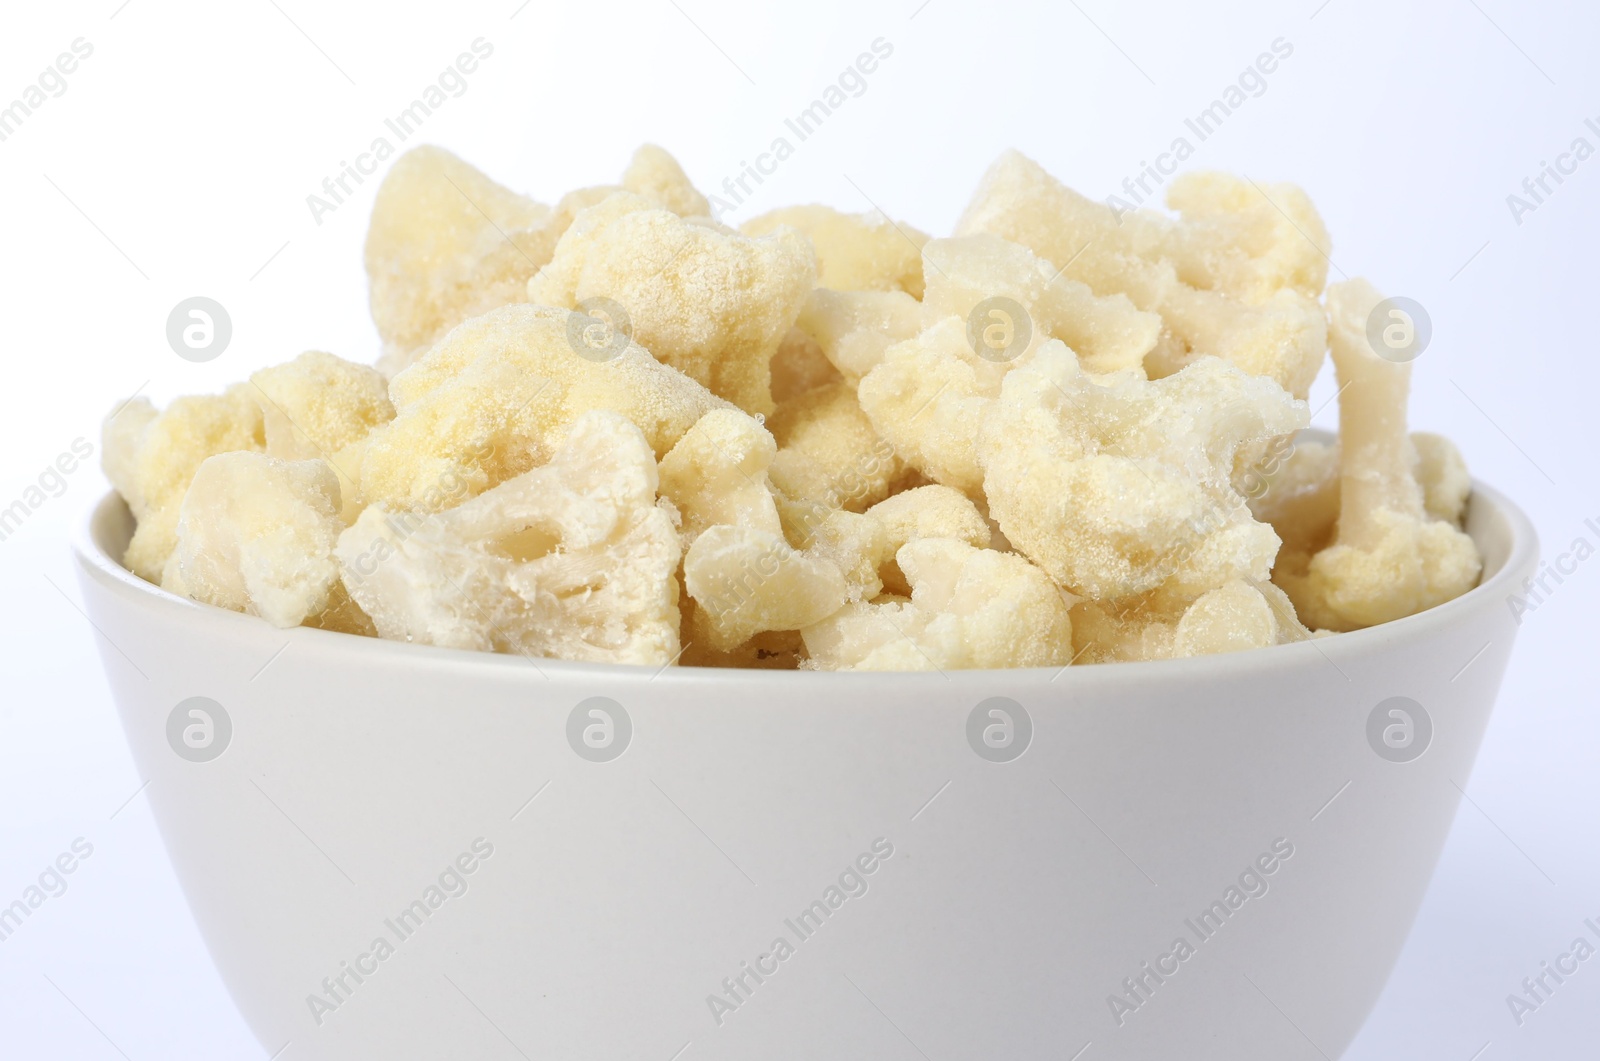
[{"x1": 74, "y1": 472, "x2": 1536, "y2": 1061}]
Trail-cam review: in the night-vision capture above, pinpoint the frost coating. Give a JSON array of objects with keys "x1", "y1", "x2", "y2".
[
  {"x1": 167, "y1": 453, "x2": 343, "y2": 629},
  {"x1": 337, "y1": 411, "x2": 681, "y2": 664},
  {"x1": 102, "y1": 386, "x2": 265, "y2": 582},
  {"x1": 528, "y1": 194, "x2": 816, "y2": 414},
  {"x1": 365, "y1": 146, "x2": 552, "y2": 373},
  {"x1": 767, "y1": 382, "x2": 904, "y2": 514},
  {"x1": 367, "y1": 145, "x2": 712, "y2": 375},
  {"x1": 250, "y1": 352, "x2": 393, "y2": 474},
  {"x1": 361, "y1": 303, "x2": 728, "y2": 511},
  {"x1": 978, "y1": 342, "x2": 1307, "y2": 600}
]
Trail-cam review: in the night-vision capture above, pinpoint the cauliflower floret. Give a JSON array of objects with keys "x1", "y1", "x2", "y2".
[
  {"x1": 1277, "y1": 281, "x2": 1481, "y2": 631},
  {"x1": 251, "y1": 352, "x2": 394, "y2": 461},
  {"x1": 621, "y1": 143, "x2": 712, "y2": 218},
  {"x1": 742, "y1": 205, "x2": 926, "y2": 296},
  {"x1": 367, "y1": 145, "x2": 713, "y2": 376},
  {"x1": 865, "y1": 485, "x2": 989, "y2": 595},
  {"x1": 361, "y1": 304, "x2": 728, "y2": 511},
  {"x1": 165, "y1": 453, "x2": 343, "y2": 628},
  {"x1": 102, "y1": 386, "x2": 266, "y2": 582},
  {"x1": 1249, "y1": 438, "x2": 1341, "y2": 559},
  {"x1": 683, "y1": 525, "x2": 849, "y2": 650},
  {"x1": 857, "y1": 316, "x2": 1015, "y2": 495},
  {"x1": 853, "y1": 238, "x2": 1165, "y2": 495},
  {"x1": 1070, "y1": 596, "x2": 1179, "y2": 664},
  {"x1": 979, "y1": 342, "x2": 1307, "y2": 600},
  {"x1": 955, "y1": 150, "x2": 1327, "y2": 397},
  {"x1": 528, "y1": 194, "x2": 816, "y2": 414},
  {"x1": 659, "y1": 410, "x2": 883, "y2": 652},
  {"x1": 336, "y1": 411, "x2": 680, "y2": 664},
  {"x1": 1412, "y1": 431, "x2": 1471, "y2": 526},
  {"x1": 769, "y1": 325, "x2": 844, "y2": 404},
  {"x1": 1071, "y1": 578, "x2": 1307, "y2": 663},
  {"x1": 365, "y1": 147, "x2": 552, "y2": 373},
  {"x1": 1172, "y1": 579, "x2": 1307, "y2": 657},
  {"x1": 920, "y1": 235, "x2": 1161, "y2": 375},
  {"x1": 1126, "y1": 171, "x2": 1331, "y2": 302},
  {"x1": 767, "y1": 383, "x2": 904, "y2": 513},
  {"x1": 657, "y1": 409, "x2": 782, "y2": 543},
  {"x1": 802, "y1": 539, "x2": 1074, "y2": 670},
  {"x1": 794, "y1": 288, "x2": 925, "y2": 384}
]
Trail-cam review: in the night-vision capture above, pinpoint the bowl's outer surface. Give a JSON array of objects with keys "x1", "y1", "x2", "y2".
[{"x1": 74, "y1": 483, "x2": 1537, "y2": 1061}]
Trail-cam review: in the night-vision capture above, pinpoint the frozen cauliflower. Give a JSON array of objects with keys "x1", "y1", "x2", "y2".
[
  {"x1": 767, "y1": 382, "x2": 904, "y2": 513},
  {"x1": 1276, "y1": 281, "x2": 1481, "y2": 631},
  {"x1": 978, "y1": 341, "x2": 1307, "y2": 600},
  {"x1": 103, "y1": 386, "x2": 265, "y2": 582},
  {"x1": 166, "y1": 453, "x2": 343, "y2": 628},
  {"x1": 367, "y1": 144, "x2": 712, "y2": 375},
  {"x1": 337, "y1": 411, "x2": 681, "y2": 664},
  {"x1": 795, "y1": 288, "x2": 925, "y2": 384},
  {"x1": 361, "y1": 303, "x2": 727, "y2": 511},
  {"x1": 99, "y1": 143, "x2": 1487, "y2": 670},
  {"x1": 659, "y1": 409, "x2": 879, "y2": 652},
  {"x1": 250, "y1": 352, "x2": 394, "y2": 462},
  {"x1": 956, "y1": 149, "x2": 1328, "y2": 397},
  {"x1": 528, "y1": 194, "x2": 816, "y2": 414},
  {"x1": 802, "y1": 539, "x2": 1074, "y2": 671},
  {"x1": 865, "y1": 485, "x2": 990, "y2": 595},
  {"x1": 920, "y1": 234, "x2": 1161, "y2": 375},
  {"x1": 742, "y1": 205, "x2": 927, "y2": 296},
  {"x1": 365, "y1": 146, "x2": 552, "y2": 374}
]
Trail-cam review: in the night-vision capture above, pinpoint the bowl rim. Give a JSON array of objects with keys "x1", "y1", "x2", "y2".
[{"x1": 71, "y1": 469, "x2": 1540, "y2": 690}]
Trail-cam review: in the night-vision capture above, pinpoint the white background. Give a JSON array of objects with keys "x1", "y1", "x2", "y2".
[{"x1": 1, "y1": 0, "x2": 1596, "y2": 1057}]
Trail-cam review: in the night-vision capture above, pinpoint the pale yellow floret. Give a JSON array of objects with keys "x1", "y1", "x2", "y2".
[
  {"x1": 1172, "y1": 579, "x2": 1306, "y2": 658},
  {"x1": 794, "y1": 288, "x2": 925, "y2": 384},
  {"x1": 955, "y1": 150, "x2": 1327, "y2": 397},
  {"x1": 361, "y1": 304, "x2": 728, "y2": 511},
  {"x1": 528, "y1": 194, "x2": 816, "y2": 413},
  {"x1": 767, "y1": 383, "x2": 904, "y2": 513},
  {"x1": 368, "y1": 145, "x2": 712, "y2": 376},
  {"x1": 978, "y1": 341, "x2": 1306, "y2": 600},
  {"x1": 1277, "y1": 280, "x2": 1481, "y2": 631},
  {"x1": 865, "y1": 485, "x2": 989, "y2": 595},
  {"x1": 920, "y1": 234, "x2": 1160, "y2": 375},
  {"x1": 101, "y1": 386, "x2": 266, "y2": 582},
  {"x1": 1412, "y1": 431, "x2": 1472, "y2": 525},
  {"x1": 337, "y1": 411, "x2": 681, "y2": 664},
  {"x1": 742, "y1": 205, "x2": 926, "y2": 296},
  {"x1": 166, "y1": 453, "x2": 343, "y2": 628},
  {"x1": 683, "y1": 524, "x2": 849, "y2": 651},
  {"x1": 250, "y1": 351, "x2": 394, "y2": 462},
  {"x1": 1129, "y1": 171, "x2": 1331, "y2": 302},
  {"x1": 657, "y1": 409, "x2": 782, "y2": 543},
  {"x1": 1249, "y1": 439, "x2": 1341, "y2": 559},
  {"x1": 802, "y1": 539, "x2": 1074, "y2": 671},
  {"x1": 661, "y1": 410, "x2": 879, "y2": 651},
  {"x1": 365, "y1": 146, "x2": 552, "y2": 373},
  {"x1": 621, "y1": 143, "x2": 712, "y2": 218},
  {"x1": 857, "y1": 316, "x2": 1016, "y2": 495}
]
